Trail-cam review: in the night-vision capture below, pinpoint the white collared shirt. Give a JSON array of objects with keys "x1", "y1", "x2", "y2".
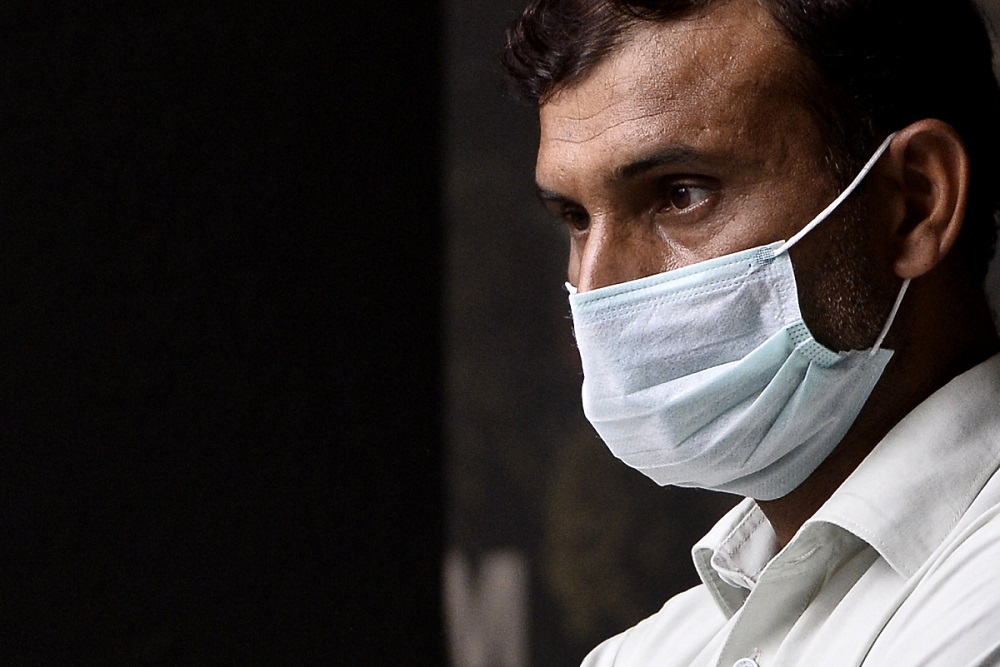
[{"x1": 581, "y1": 354, "x2": 1000, "y2": 667}]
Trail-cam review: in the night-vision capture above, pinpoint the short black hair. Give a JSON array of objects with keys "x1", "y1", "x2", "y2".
[{"x1": 502, "y1": 0, "x2": 1000, "y2": 278}]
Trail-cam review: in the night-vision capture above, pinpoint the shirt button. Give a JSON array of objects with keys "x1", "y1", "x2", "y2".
[{"x1": 733, "y1": 660, "x2": 759, "y2": 667}]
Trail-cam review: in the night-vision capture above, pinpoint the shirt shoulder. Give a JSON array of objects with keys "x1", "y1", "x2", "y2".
[
  {"x1": 580, "y1": 585, "x2": 728, "y2": 667},
  {"x1": 865, "y1": 497, "x2": 1000, "y2": 666}
]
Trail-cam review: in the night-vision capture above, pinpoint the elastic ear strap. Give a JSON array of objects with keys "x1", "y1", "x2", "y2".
[
  {"x1": 870, "y1": 278, "x2": 910, "y2": 355},
  {"x1": 776, "y1": 132, "x2": 897, "y2": 256}
]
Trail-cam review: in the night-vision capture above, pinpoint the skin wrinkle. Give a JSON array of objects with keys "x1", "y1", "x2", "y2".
[
  {"x1": 546, "y1": 102, "x2": 687, "y2": 144},
  {"x1": 548, "y1": 25, "x2": 757, "y2": 143}
]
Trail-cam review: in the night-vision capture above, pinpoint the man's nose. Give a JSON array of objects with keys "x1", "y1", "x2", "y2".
[{"x1": 575, "y1": 221, "x2": 658, "y2": 293}]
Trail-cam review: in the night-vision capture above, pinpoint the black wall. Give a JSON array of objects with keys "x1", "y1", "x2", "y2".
[{"x1": 3, "y1": 3, "x2": 443, "y2": 663}]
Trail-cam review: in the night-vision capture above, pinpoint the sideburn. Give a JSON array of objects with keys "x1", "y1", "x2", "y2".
[{"x1": 793, "y1": 192, "x2": 904, "y2": 353}]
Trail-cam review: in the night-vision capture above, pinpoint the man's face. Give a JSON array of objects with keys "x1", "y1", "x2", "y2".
[{"x1": 535, "y1": 0, "x2": 898, "y2": 350}]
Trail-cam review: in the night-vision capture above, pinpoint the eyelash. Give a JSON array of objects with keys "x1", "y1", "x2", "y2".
[
  {"x1": 660, "y1": 182, "x2": 712, "y2": 213},
  {"x1": 560, "y1": 208, "x2": 589, "y2": 231},
  {"x1": 544, "y1": 180, "x2": 715, "y2": 233}
]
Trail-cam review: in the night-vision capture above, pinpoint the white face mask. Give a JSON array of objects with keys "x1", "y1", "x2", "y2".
[{"x1": 567, "y1": 133, "x2": 907, "y2": 500}]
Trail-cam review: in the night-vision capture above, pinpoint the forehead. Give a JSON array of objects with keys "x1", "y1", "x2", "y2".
[{"x1": 536, "y1": 0, "x2": 813, "y2": 180}]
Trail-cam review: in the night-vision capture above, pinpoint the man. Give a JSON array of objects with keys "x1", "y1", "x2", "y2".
[{"x1": 502, "y1": 0, "x2": 1000, "y2": 664}]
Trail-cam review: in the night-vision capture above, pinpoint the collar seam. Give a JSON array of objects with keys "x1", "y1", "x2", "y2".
[{"x1": 716, "y1": 508, "x2": 769, "y2": 581}]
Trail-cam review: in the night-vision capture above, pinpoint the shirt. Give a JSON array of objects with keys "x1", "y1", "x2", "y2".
[{"x1": 581, "y1": 354, "x2": 1000, "y2": 667}]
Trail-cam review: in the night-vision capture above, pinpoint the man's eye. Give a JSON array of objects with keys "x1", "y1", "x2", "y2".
[
  {"x1": 666, "y1": 184, "x2": 711, "y2": 211},
  {"x1": 562, "y1": 208, "x2": 590, "y2": 231}
]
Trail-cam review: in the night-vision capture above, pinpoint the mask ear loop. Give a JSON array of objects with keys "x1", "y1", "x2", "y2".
[
  {"x1": 768, "y1": 132, "x2": 908, "y2": 354},
  {"x1": 870, "y1": 278, "x2": 909, "y2": 356}
]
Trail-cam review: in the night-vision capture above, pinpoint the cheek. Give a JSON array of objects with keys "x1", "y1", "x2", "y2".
[
  {"x1": 792, "y1": 210, "x2": 901, "y2": 350},
  {"x1": 737, "y1": 176, "x2": 837, "y2": 248}
]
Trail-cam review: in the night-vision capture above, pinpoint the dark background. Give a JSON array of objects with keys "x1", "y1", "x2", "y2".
[{"x1": 3, "y1": 3, "x2": 444, "y2": 664}]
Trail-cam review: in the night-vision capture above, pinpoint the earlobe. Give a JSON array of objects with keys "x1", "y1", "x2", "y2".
[{"x1": 888, "y1": 119, "x2": 970, "y2": 279}]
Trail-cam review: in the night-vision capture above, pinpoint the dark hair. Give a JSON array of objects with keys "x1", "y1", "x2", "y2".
[{"x1": 501, "y1": 0, "x2": 1000, "y2": 278}]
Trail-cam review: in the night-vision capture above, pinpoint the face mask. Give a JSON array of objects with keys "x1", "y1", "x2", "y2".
[{"x1": 567, "y1": 133, "x2": 907, "y2": 500}]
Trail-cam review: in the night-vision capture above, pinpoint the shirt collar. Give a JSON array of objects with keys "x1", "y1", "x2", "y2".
[
  {"x1": 810, "y1": 352, "x2": 1000, "y2": 578},
  {"x1": 692, "y1": 353, "x2": 1000, "y2": 616}
]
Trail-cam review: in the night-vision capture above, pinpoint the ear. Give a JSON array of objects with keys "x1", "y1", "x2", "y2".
[{"x1": 884, "y1": 119, "x2": 970, "y2": 279}]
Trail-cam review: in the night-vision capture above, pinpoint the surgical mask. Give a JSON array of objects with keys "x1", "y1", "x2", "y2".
[{"x1": 567, "y1": 133, "x2": 907, "y2": 500}]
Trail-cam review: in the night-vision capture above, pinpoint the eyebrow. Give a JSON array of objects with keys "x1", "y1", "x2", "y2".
[
  {"x1": 535, "y1": 144, "x2": 711, "y2": 204},
  {"x1": 536, "y1": 187, "x2": 571, "y2": 205},
  {"x1": 614, "y1": 145, "x2": 703, "y2": 181}
]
